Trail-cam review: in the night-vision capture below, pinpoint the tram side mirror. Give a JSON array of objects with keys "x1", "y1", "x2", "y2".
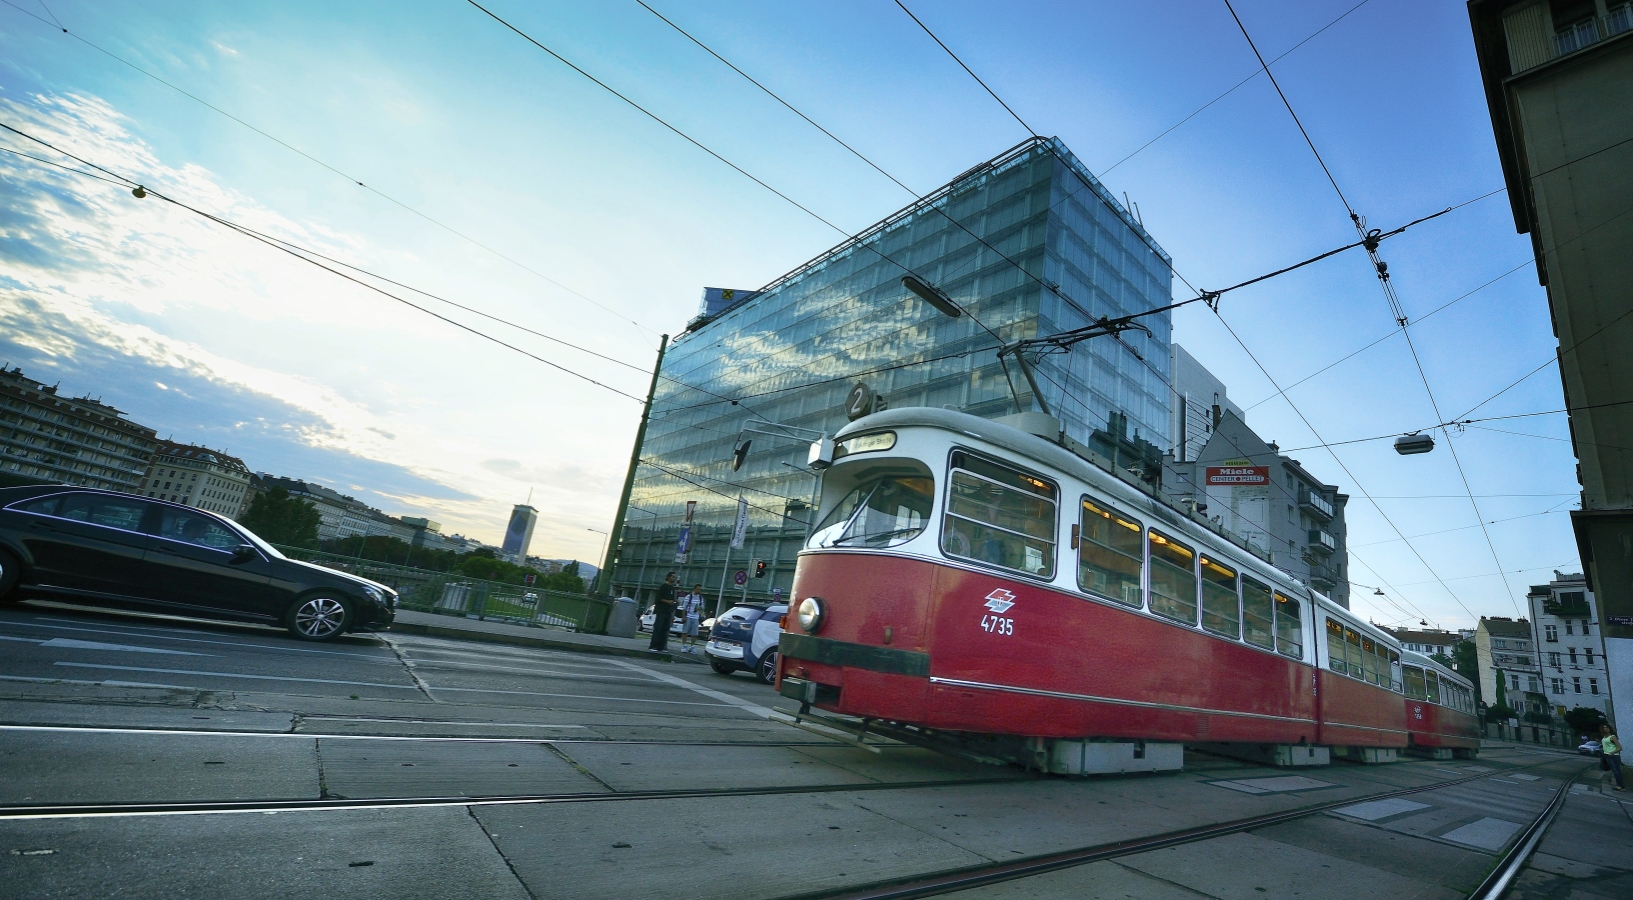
[{"x1": 808, "y1": 437, "x2": 835, "y2": 471}]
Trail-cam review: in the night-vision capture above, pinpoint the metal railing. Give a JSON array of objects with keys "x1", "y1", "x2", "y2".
[{"x1": 272, "y1": 545, "x2": 610, "y2": 633}]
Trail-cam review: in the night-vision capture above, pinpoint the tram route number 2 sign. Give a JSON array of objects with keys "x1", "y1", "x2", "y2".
[{"x1": 1206, "y1": 465, "x2": 1270, "y2": 485}]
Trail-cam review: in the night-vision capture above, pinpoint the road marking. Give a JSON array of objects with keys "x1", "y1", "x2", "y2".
[
  {"x1": 422, "y1": 684, "x2": 730, "y2": 707},
  {"x1": 51, "y1": 663, "x2": 423, "y2": 691},
  {"x1": 1211, "y1": 776, "x2": 1337, "y2": 794},
  {"x1": 405, "y1": 658, "x2": 655, "y2": 684},
  {"x1": 0, "y1": 725, "x2": 587, "y2": 742},
  {"x1": 4, "y1": 620, "x2": 399, "y2": 661},
  {"x1": 1508, "y1": 773, "x2": 1541, "y2": 781},
  {"x1": 1333, "y1": 798, "x2": 1431, "y2": 821},
  {"x1": 0, "y1": 674, "x2": 193, "y2": 690},
  {"x1": 39, "y1": 638, "x2": 210, "y2": 657},
  {"x1": 303, "y1": 716, "x2": 588, "y2": 729},
  {"x1": 606, "y1": 659, "x2": 781, "y2": 719},
  {"x1": 1440, "y1": 816, "x2": 1523, "y2": 851}
]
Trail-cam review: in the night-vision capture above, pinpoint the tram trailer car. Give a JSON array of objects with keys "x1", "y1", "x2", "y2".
[{"x1": 775, "y1": 408, "x2": 1479, "y2": 774}]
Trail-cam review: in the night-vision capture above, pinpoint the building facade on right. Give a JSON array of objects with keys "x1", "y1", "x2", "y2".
[
  {"x1": 1169, "y1": 344, "x2": 1243, "y2": 465},
  {"x1": 1528, "y1": 571, "x2": 1612, "y2": 722},
  {"x1": 1468, "y1": 0, "x2": 1633, "y2": 742},
  {"x1": 253, "y1": 475, "x2": 413, "y2": 544},
  {"x1": 1476, "y1": 616, "x2": 1547, "y2": 717},
  {"x1": 138, "y1": 441, "x2": 252, "y2": 519}
]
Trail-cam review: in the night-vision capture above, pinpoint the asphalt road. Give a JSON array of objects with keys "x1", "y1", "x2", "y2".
[{"x1": 1, "y1": 599, "x2": 1627, "y2": 899}]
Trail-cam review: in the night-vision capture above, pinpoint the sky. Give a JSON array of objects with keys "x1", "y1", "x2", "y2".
[{"x1": 0, "y1": 0, "x2": 1581, "y2": 630}]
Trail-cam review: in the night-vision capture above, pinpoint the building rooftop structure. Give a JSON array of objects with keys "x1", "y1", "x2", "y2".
[{"x1": 0, "y1": 366, "x2": 158, "y2": 492}]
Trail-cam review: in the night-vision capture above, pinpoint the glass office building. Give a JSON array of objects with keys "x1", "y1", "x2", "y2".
[{"x1": 611, "y1": 137, "x2": 1174, "y2": 610}]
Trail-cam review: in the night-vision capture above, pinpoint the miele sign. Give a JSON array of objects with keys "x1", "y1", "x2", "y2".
[{"x1": 1205, "y1": 465, "x2": 1270, "y2": 486}]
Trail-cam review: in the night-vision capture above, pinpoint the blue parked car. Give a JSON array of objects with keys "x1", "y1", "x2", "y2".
[{"x1": 704, "y1": 602, "x2": 786, "y2": 683}]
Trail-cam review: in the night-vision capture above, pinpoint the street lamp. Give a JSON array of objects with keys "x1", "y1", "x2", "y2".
[
  {"x1": 625, "y1": 507, "x2": 661, "y2": 599},
  {"x1": 587, "y1": 527, "x2": 609, "y2": 591}
]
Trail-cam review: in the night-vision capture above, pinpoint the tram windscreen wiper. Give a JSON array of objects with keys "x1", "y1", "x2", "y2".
[{"x1": 832, "y1": 527, "x2": 923, "y2": 546}]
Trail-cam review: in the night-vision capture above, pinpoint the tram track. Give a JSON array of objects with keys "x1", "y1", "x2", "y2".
[
  {"x1": 0, "y1": 722, "x2": 849, "y2": 746},
  {"x1": 785, "y1": 758, "x2": 1595, "y2": 900}
]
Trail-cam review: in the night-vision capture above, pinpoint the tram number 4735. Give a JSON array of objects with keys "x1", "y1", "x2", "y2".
[{"x1": 980, "y1": 614, "x2": 1014, "y2": 636}]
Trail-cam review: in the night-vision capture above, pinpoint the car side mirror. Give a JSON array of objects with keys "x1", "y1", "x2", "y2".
[{"x1": 229, "y1": 544, "x2": 259, "y2": 564}]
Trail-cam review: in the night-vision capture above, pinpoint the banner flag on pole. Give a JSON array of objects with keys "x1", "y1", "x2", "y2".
[{"x1": 730, "y1": 495, "x2": 749, "y2": 549}]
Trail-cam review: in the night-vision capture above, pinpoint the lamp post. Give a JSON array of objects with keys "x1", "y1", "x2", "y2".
[
  {"x1": 625, "y1": 506, "x2": 660, "y2": 601},
  {"x1": 587, "y1": 527, "x2": 609, "y2": 592}
]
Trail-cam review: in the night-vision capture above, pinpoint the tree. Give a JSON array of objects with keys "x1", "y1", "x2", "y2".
[
  {"x1": 238, "y1": 487, "x2": 322, "y2": 547},
  {"x1": 540, "y1": 561, "x2": 585, "y2": 594},
  {"x1": 1450, "y1": 641, "x2": 1481, "y2": 703},
  {"x1": 1564, "y1": 706, "x2": 1607, "y2": 735}
]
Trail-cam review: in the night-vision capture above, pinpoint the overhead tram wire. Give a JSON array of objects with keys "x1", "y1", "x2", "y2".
[
  {"x1": 0, "y1": 123, "x2": 652, "y2": 403},
  {"x1": 1223, "y1": 0, "x2": 1521, "y2": 616},
  {"x1": 0, "y1": 125, "x2": 794, "y2": 423},
  {"x1": 884, "y1": 2, "x2": 1469, "y2": 625},
  {"x1": 1098, "y1": 0, "x2": 1374, "y2": 178},
  {"x1": 0, "y1": 0, "x2": 656, "y2": 341},
  {"x1": 1248, "y1": 183, "x2": 1633, "y2": 414}
]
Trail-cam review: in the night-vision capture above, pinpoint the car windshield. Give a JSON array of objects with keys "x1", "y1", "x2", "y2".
[
  {"x1": 228, "y1": 519, "x2": 286, "y2": 559},
  {"x1": 809, "y1": 475, "x2": 934, "y2": 549}
]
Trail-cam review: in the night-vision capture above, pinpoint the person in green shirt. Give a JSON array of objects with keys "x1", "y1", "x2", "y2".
[{"x1": 1601, "y1": 724, "x2": 1623, "y2": 791}]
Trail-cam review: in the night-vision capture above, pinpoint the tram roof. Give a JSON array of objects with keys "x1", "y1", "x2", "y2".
[{"x1": 837, "y1": 408, "x2": 1302, "y2": 589}]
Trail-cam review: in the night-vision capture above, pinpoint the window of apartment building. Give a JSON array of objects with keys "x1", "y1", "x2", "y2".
[
  {"x1": 1582, "y1": 619, "x2": 1591, "y2": 634},
  {"x1": 1545, "y1": 624, "x2": 1557, "y2": 641},
  {"x1": 1551, "y1": 677, "x2": 1565, "y2": 694},
  {"x1": 1586, "y1": 648, "x2": 1595, "y2": 665},
  {"x1": 1573, "y1": 677, "x2": 1582, "y2": 693},
  {"x1": 1565, "y1": 621, "x2": 1574, "y2": 634},
  {"x1": 1569, "y1": 648, "x2": 1578, "y2": 664},
  {"x1": 1549, "y1": 651, "x2": 1562, "y2": 667},
  {"x1": 1591, "y1": 678, "x2": 1600, "y2": 694},
  {"x1": 1510, "y1": 674, "x2": 1520, "y2": 690},
  {"x1": 1528, "y1": 676, "x2": 1541, "y2": 693}
]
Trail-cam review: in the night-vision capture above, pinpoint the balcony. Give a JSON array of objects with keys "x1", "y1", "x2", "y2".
[
  {"x1": 1299, "y1": 489, "x2": 1334, "y2": 522},
  {"x1": 1307, "y1": 562, "x2": 1340, "y2": 592},
  {"x1": 1307, "y1": 530, "x2": 1337, "y2": 555}
]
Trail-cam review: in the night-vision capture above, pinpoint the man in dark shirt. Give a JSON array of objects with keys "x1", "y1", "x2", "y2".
[{"x1": 648, "y1": 572, "x2": 678, "y2": 652}]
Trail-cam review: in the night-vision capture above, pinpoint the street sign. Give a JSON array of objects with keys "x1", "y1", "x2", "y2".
[
  {"x1": 733, "y1": 569, "x2": 748, "y2": 586},
  {"x1": 772, "y1": 587, "x2": 783, "y2": 601},
  {"x1": 674, "y1": 525, "x2": 692, "y2": 564},
  {"x1": 845, "y1": 382, "x2": 874, "y2": 420}
]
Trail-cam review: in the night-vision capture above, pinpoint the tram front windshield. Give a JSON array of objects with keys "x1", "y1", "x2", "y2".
[{"x1": 809, "y1": 475, "x2": 935, "y2": 549}]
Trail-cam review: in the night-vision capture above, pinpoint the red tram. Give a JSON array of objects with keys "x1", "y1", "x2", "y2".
[{"x1": 776, "y1": 408, "x2": 1478, "y2": 773}]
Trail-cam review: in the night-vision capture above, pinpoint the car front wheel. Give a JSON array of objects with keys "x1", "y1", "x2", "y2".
[
  {"x1": 287, "y1": 594, "x2": 351, "y2": 641},
  {"x1": 756, "y1": 649, "x2": 779, "y2": 685},
  {"x1": 709, "y1": 657, "x2": 736, "y2": 676}
]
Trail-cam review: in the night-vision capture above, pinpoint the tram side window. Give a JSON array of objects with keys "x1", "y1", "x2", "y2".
[
  {"x1": 1425, "y1": 670, "x2": 1441, "y2": 705},
  {"x1": 1078, "y1": 499, "x2": 1143, "y2": 608},
  {"x1": 1242, "y1": 577, "x2": 1275, "y2": 650},
  {"x1": 1326, "y1": 619, "x2": 1348, "y2": 675},
  {"x1": 1403, "y1": 665, "x2": 1427, "y2": 700},
  {"x1": 1404, "y1": 665, "x2": 1428, "y2": 700},
  {"x1": 1274, "y1": 593, "x2": 1302, "y2": 659},
  {"x1": 1361, "y1": 637, "x2": 1382, "y2": 686},
  {"x1": 1345, "y1": 628, "x2": 1364, "y2": 678},
  {"x1": 1390, "y1": 650, "x2": 1403, "y2": 692},
  {"x1": 943, "y1": 451, "x2": 1057, "y2": 578},
  {"x1": 1147, "y1": 530, "x2": 1198, "y2": 625},
  {"x1": 1199, "y1": 556, "x2": 1240, "y2": 638}
]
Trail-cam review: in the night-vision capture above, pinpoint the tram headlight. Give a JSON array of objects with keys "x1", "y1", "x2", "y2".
[{"x1": 796, "y1": 596, "x2": 826, "y2": 634}]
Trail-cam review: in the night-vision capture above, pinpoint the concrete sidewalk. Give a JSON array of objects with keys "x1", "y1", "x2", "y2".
[{"x1": 388, "y1": 608, "x2": 705, "y2": 664}]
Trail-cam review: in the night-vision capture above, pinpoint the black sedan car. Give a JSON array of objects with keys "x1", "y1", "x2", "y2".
[{"x1": 0, "y1": 485, "x2": 395, "y2": 641}]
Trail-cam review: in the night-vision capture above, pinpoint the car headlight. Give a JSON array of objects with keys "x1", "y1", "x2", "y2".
[
  {"x1": 796, "y1": 596, "x2": 825, "y2": 634},
  {"x1": 361, "y1": 585, "x2": 384, "y2": 604}
]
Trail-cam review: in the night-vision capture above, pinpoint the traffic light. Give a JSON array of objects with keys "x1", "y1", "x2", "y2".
[{"x1": 753, "y1": 559, "x2": 767, "y2": 578}]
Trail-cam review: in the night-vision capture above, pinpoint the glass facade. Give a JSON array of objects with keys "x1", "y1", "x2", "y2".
[{"x1": 612, "y1": 138, "x2": 1173, "y2": 612}]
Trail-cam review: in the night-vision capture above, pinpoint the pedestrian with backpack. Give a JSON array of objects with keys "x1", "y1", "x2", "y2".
[{"x1": 678, "y1": 583, "x2": 705, "y2": 654}]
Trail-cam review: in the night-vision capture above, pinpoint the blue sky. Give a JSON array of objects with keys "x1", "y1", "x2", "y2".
[{"x1": 0, "y1": 1, "x2": 1579, "y2": 628}]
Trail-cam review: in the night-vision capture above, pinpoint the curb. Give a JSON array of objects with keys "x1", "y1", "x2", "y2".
[{"x1": 387, "y1": 620, "x2": 706, "y2": 665}]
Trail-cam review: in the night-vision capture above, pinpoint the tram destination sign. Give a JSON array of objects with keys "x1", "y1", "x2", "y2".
[{"x1": 1206, "y1": 465, "x2": 1270, "y2": 486}]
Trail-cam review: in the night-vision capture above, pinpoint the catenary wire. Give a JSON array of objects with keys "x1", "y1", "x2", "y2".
[
  {"x1": 0, "y1": 122, "x2": 648, "y2": 402},
  {"x1": 1223, "y1": 0, "x2": 1520, "y2": 615},
  {"x1": 892, "y1": 0, "x2": 1037, "y2": 136},
  {"x1": 1098, "y1": 0, "x2": 1374, "y2": 178},
  {"x1": 0, "y1": 0, "x2": 657, "y2": 340},
  {"x1": 887, "y1": 2, "x2": 1462, "y2": 624}
]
